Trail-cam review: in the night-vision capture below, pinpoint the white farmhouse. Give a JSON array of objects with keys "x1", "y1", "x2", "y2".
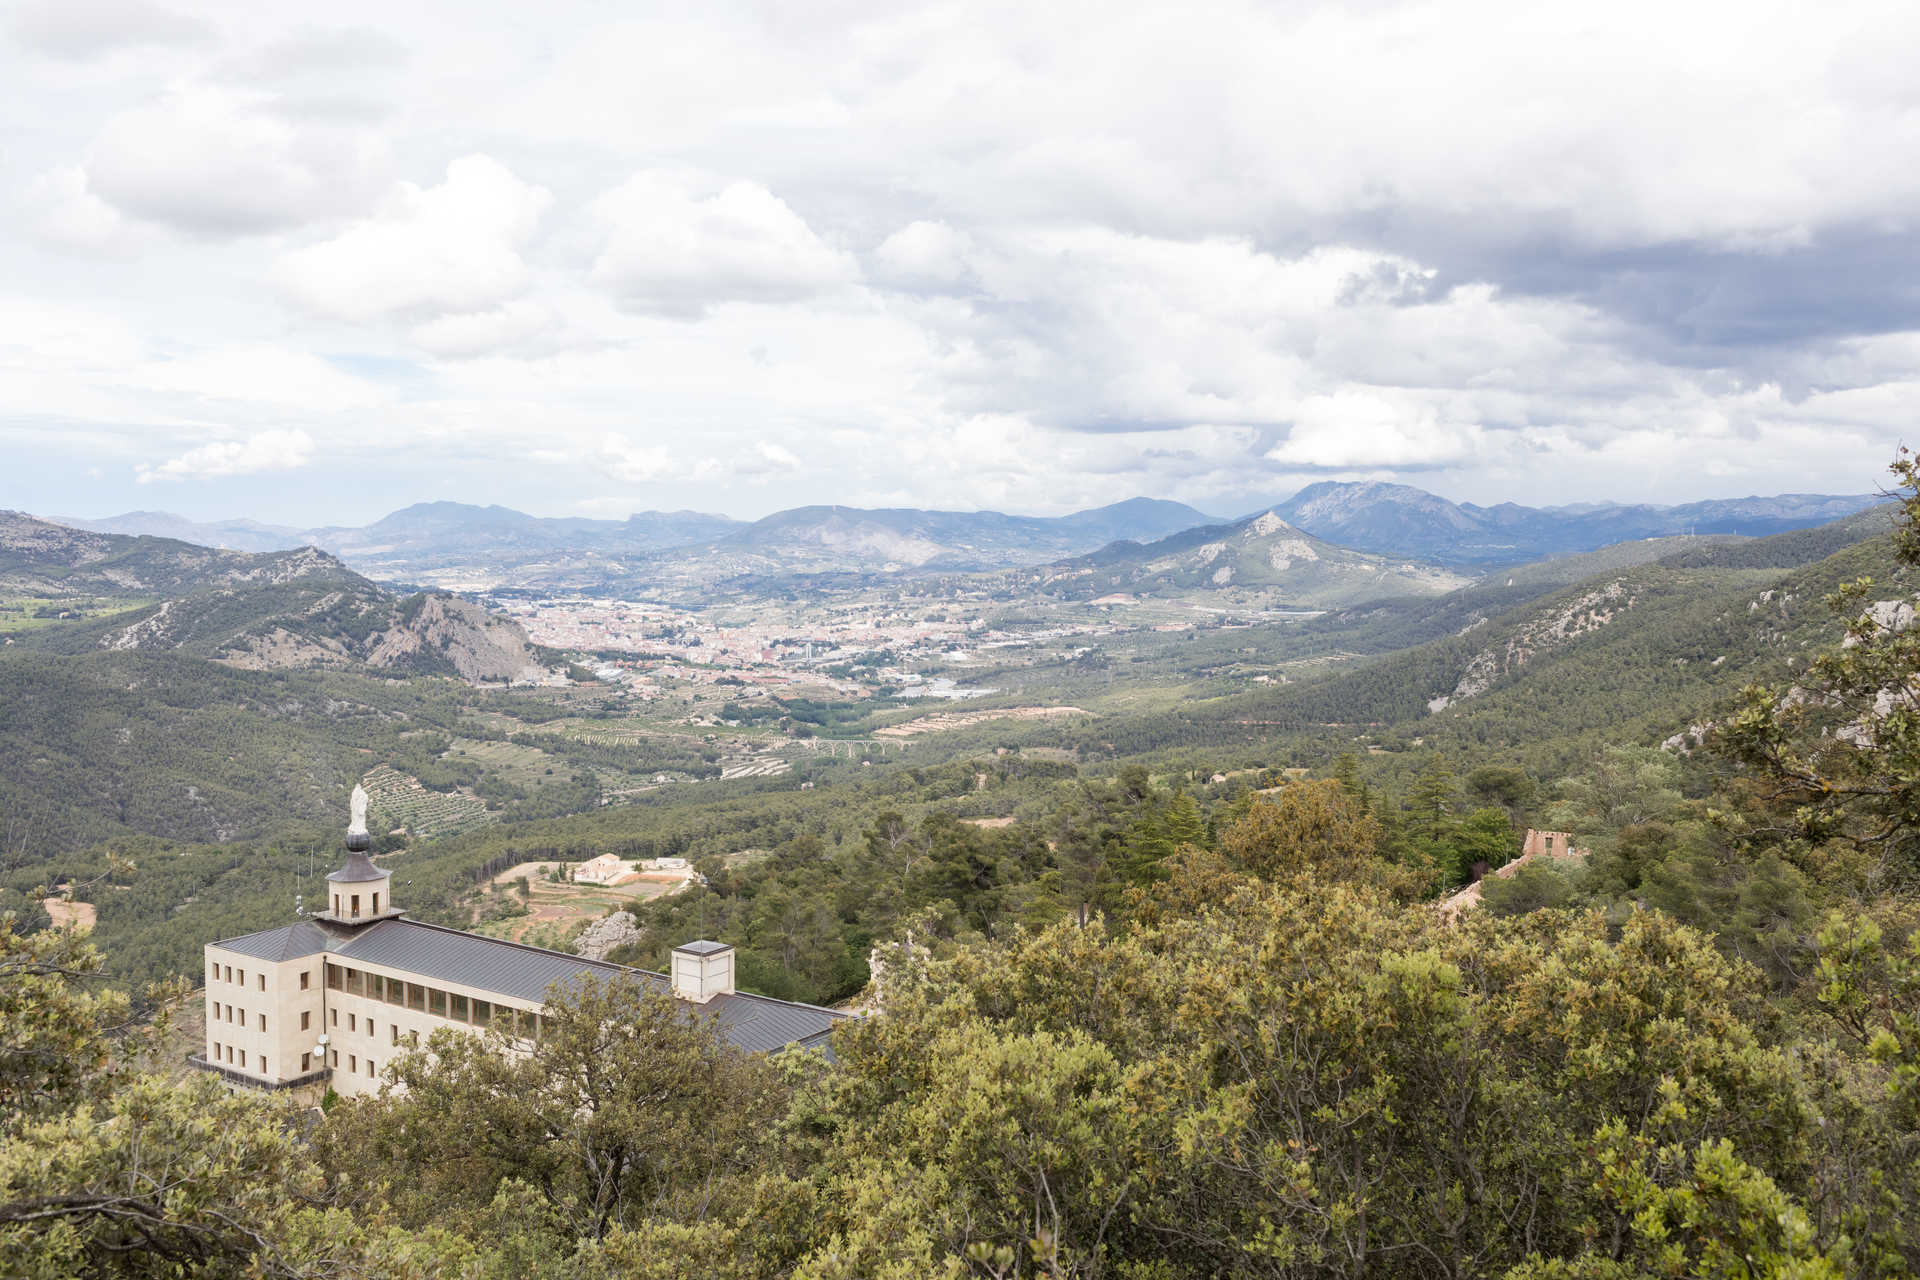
[{"x1": 571, "y1": 852, "x2": 631, "y2": 884}]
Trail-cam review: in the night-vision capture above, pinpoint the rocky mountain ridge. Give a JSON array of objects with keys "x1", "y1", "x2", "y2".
[{"x1": 1, "y1": 512, "x2": 553, "y2": 682}]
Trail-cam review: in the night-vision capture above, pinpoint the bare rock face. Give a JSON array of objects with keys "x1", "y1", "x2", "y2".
[
  {"x1": 1430, "y1": 579, "x2": 1638, "y2": 713},
  {"x1": 366, "y1": 593, "x2": 550, "y2": 682},
  {"x1": 575, "y1": 911, "x2": 640, "y2": 961}
]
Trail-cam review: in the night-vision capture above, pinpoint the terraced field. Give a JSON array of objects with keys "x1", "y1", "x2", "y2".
[
  {"x1": 360, "y1": 764, "x2": 495, "y2": 839},
  {"x1": 446, "y1": 738, "x2": 571, "y2": 787}
]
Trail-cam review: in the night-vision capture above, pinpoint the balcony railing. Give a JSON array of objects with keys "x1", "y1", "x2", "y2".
[{"x1": 186, "y1": 1054, "x2": 330, "y2": 1092}]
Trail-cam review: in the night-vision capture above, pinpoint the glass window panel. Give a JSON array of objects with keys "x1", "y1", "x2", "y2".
[
  {"x1": 451, "y1": 994, "x2": 469, "y2": 1022},
  {"x1": 407, "y1": 983, "x2": 425, "y2": 1012},
  {"x1": 427, "y1": 988, "x2": 446, "y2": 1017}
]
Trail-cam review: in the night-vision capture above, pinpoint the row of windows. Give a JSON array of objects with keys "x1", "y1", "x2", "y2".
[
  {"x1": 209, "y1": 961, "x2": 313, "y2": 991},
  {"x1": 324, "y1": 962, "x2": 545, "y2": 1039},
  {"x1": 327, "y1": 1049, "x2": 377, "y2": 1078},
  {"x1": 328, "y1": 1008, "x2": 419, "y2": 1047},
  {"x1": 211, "y1": 1002, "x2": 266, "y2": 1033},
  {"x1": 211, "y1": 962, "x2": 268, "y2": 991},
  {"x1": 209, "y1": 1042, "x2": 260, "y2": 1074}
]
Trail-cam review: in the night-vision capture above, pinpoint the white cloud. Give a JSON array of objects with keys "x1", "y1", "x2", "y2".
[
  {"x1": 84, "y1": 85, "x2": 386, "y2": 236},
  {"x1": 589, "y1": 172, "x2": 857, "y2": 317},
  {"x1": 8, "y1": 1, "x2": 1920, "y2": 523},
  {"x1": 277, "y1": 155, "x2": 551, "y2": 324},
  {"x1": 137, "y1": 428, "x2": 314, "y2": 482},
  {"x1": 1266, "y1": 393, "x2": 1482, "y2": 469},
  {"x1": 873, "y1": 221, "x2": 977, "y2": 291},
  {"x1": 599, "y1": 432, "x2": 673, "y2": 483},
  {"x1": 133, "y1": 345, "x2": 387, "y2": 412},
  {"x1": 409, "y1": 300, "x2": 562, "y2": 359},
  {"x1": 17, "y1": 167, "x2": 138, "y2": 255},
  {"x1": 700, "y1": 440, "x2": 803, "y2": 480}
]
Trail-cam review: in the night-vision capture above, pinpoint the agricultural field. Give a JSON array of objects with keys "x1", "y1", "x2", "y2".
[
  {"x1": 445, "y1": 738, "x2": 574, "y2": 789},
  {"x1": 0, "y1": 594, "x2": 151, "y2": 635},
  {"x1": 472, "y1": 859, "x2": 691, "y2": 946},
  {"x1": 361, "y1": 764, "x2": 496, "y2": 839}
]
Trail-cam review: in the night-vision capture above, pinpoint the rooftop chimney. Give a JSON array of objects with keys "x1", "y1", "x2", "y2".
[{"x1": 671, "y1": 940, "x2": 735, "y2": 1002}]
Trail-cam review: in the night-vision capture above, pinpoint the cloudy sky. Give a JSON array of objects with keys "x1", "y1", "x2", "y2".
[{"x1": 4, "y1": 0, "x2": 1919, "y2": 526}]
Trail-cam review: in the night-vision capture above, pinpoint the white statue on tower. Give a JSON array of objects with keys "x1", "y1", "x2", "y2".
[{"x1": 348, "y1": 783, "x2": 369, "y2": 838}]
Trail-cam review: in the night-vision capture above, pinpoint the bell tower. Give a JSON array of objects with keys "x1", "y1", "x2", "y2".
[{"x1": 314, "y1": 784, "x2": 400, "y2": 925}]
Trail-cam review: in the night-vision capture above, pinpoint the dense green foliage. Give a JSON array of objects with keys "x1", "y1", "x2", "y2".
[{"x1": 10, "y1": 468, "x2": 1920, "y2": 1276}]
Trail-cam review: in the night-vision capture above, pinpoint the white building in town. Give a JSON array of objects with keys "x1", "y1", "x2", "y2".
[{"x1": 193, "y1": 802, "x2": 840, "y2": 1102}]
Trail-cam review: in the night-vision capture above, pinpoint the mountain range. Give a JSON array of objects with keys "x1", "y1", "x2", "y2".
[
  {"x1": 0, "y1": 512, "x2": 553, "y2": 682},
  {"x1": 1270, "y1": 481, "x2": 1883, "y2": 564},
  {"x1": 1017, "y1": 509, "x2": 1475, "y2": 606},
  {"x1": 46, "y1": 484, "x2": 1883, "y2": 591}
]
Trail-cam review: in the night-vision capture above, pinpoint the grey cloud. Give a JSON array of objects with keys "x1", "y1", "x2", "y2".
[
  {"x1": 8, "y1": 0, "x2": 209, "y2": 60},
  {"x1": 217, "y1": 26, "x2": 410, "y2": 84},
  {"x1": 1301, "y1": 209, "x2": 1920, "y2": 368}
]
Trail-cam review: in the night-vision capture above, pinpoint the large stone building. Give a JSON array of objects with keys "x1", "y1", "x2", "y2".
[{"x1": 192, "y1": 824, "x2": 842, "y2": 1101}]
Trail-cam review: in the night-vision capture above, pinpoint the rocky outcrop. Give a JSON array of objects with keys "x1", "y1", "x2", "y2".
[
  {"x1": 575, "y1": 911, "x2": 640, "y2": 960},
  {"x1": 366, "y1": 594, "x2": 550, "y2": 682},
  {"x1": 1430, "y1": 580, "x2": 1638, "y2": 712}
]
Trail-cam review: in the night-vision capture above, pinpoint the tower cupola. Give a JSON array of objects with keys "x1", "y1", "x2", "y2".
[{"x1": 314, "y1": 785, "x2": 399, "y2": 925}]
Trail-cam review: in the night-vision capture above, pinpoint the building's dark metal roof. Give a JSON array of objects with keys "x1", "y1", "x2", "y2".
[
  {"x1": 327, "y1": 851, "x2": 387, "y2": 883},
  {"x1": 674, "y1": 939, "x2": 732, "y2": 956},
  {"x1": 213, "y1": 920, "x2": 332, "y2": 962},
  {"x1": 210, "y1": 917, "x2": 846, "y2": 1056},
  {"x1": 335, "y1": 919, "x2": 630, "y2": 1004}
]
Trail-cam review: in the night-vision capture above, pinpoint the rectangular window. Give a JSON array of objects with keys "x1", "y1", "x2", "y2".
[
  {"x1": 409, "y1": 1030, "x2": 418, "y2": 1047},
  {"x1": 367, "y1": 1020, "x2": 375, "y2": 1038},
  {"x1": 301, "y1": 1011, "x2": 310, "y2": 1031},
  {"x1": 366, "y1": 1058, "x2": 375, "y2": 1078},
  {"x1": 237, "y1": 1007, "x2": 245, "y2": 1024},
  {"x1": 384, "y1": 977, "x2": 405, "y2": 1007},
  {"x1": 300, "y1": 970, "x2": 310, "y2": 990},
  {"x1": 237, "y1": 969, "x2": 245, "y2": 985},
  {"x1": 212, "y1": 1041, "x2": 220, "y2": 1061},
  {"x1": 367, "y1": 974, "x2": 382, "y2": 1001},
  {"x1": 471, "y1": 998, "x2": 490, "y2": 1027},
  {"x1": 258, "y1": 974, "x2": 265, "y2": 992},
  {"x1": 390, "y1": 1024, "x2": 400, "y2": 1045},
  {"x1": 427, "y1": 988, "x2": 446, "y2": 1017},
  {"x1": 372, "y1": 891, "x2": 380, "y2": 914},
  {"x1": 407, "y1": 983, "x2": 425, "y2": 1012},
  {"x1": 301, "y1": 1052, "x2": 310, "y2": 1072},
  {"x1": 239, "y1": 1050, "x2": 247, "y2": 1069},
  {"x1": 348, "y1": 1054, "x2": 356, "y2": 1073},
  {"x1": 331, "y1": 1009, "x2": 337, "y2": 1027},
  {"x1": 330, "y1": 1050, "x2": 338, "y2": 1068},
  {"x1": 351, "y1": 893, "x2": 361, "y2": 918},
  {"x1": 261, "y1": 1057, "x2": 269, "y2": 1076},
  {"x1": 326, "y1": 963, "x2": 341, "y2": 990},
  {"x1": 451, "y1": 994, "x2": 469, "y2": 1023},
  {"x1": 348, "y1": 1013, "x2": 356, "y2": 1032},
  {"x1": 225, "y1": 965, "x2": 233, "y2": 982},
  {"x1": 345, "y1": 968, "x2": 364, "y2": 996},
  {"x1": 258, "y1": 1014, "x2": 266, "y2": 1032}
]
